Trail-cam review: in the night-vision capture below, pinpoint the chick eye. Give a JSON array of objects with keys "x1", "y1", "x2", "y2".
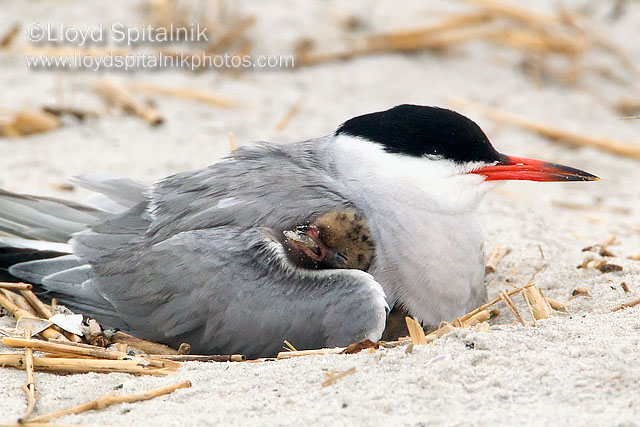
[{"x1": 334, "y1": 252, "x2": 348, "y2": 264}]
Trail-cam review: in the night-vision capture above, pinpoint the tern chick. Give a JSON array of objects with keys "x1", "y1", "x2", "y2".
[{"x1": 283, "y1": 210, "x2": 374, "y2": 271}]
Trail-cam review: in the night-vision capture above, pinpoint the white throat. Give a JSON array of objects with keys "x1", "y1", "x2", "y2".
[{"x1": 330, "y1": 134, "x2": 493, "y2": 324}]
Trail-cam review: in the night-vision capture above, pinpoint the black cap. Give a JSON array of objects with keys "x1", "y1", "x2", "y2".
[{"x1": 335, "y1": 105, "x2": 502, "y2": 164}]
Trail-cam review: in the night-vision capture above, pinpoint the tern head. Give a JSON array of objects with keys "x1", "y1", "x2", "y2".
[{"x1": 335, "y1": 105, "x2": 598, "y2": 211}]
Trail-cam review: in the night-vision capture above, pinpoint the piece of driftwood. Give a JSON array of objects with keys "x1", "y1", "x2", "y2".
[
  {"x1": 620, "y1": 282, "x2": 630, "y2": 293},
  {"x1": 451, "y1": 98, "x2": 640, "y2": 160},
  {"x1": 111, "y1": 331, "x2": 179, "y2": 355},
  {"x1": 1, "y1": 337, "x2": 164, "y2": 368},
  {"x1": 1, "y1": 289, "x2": 38, "y2": 316},
  {"x1": 485, "y1": 246, "x2": 511, "y2": 273},
  {"x1": 18, "y1": 290, "x2": 53, "y2": 319},
  {"x1": 610, "y1": 297, "x2": 640, "y2": 312},
  {"x1": 405, "y1": 317, "x2": 428, "y2": 345},
  {"x1": 0, "y1": 291, "x2": 68, "y2": 342},
  {"x1": 571, "y1": 287, "x2": 590, "y2": 297},
  {"x1": 0, "y1": 354, "x2": 180, "y2": 376},
  {"x1": 340, "y1": 339, "x2": 379, "y2": 355},
  {"x1": 0, "y1": 23, "x2": 19, "y2": 48},
  {"x1": 0, "y1": 282, "x2": 32, "y2": 291},
  {"x1": 435, "y1": 322, "x2": 456, "y2": 339},
  {"x1": 524, "y1": 285, "x2": 551, "y2": 320},
  {"x1": 1, "y1": 110, "x2": 62, "y2": 137},
  {"x1": 27, "y1": 381, "x2": 191, "y2": 423},
  {"x1": 94, "y1": 79, "x2": 164, "y2": 126},
  {"x1": 16, "y1": 289, "x2": 82, "y2": 343},
  {"x1": 545, "y1": 297, "x2": 568, "y2": 311},
  {"x1": 150, "y1": 354, "x2": 246, "y2": 362},
  {"x1": 460, "y1": 309, "x2": 491, "y2": 327}
]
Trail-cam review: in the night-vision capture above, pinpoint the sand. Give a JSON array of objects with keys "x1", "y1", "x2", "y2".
[{"x1": 1, "y1": 0, "x2": 640, "y2": 425}]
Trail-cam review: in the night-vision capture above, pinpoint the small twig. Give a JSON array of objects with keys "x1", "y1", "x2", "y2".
[
  {"x1": 298, "y1": 13, "x2": 494, "y2": 65},
  {"x1": 499, "y1": 291, "x2": 527, "y2": 325},
  {"x1": 149, "y1": 354, "x2": 246, "y2": 362},
  {"x1": 610, "y1": 297, "x2": 640, "y2": 312},
  {"x1": 463, "y1": 0, "x2": 561, "y2": 28},
  {"x1": 283, "y1": 340, "x2": 297, "y2": 352},
  {"x1": 456, "y1": 283, "x2": 535, "y2": 325},
  {"x1": 228, "y1": 132, "x2": 237, "y2": 151},
  {"x1": 207, "y1": 16, "x2": 256, "y2": 53},
  {"x1": 27, "y1": 381, "x2": 191, "y2": 423},
  {"x1": 127, "y1": 82, "x2": 237, "y2": 108},
  {"x1": 522, "y1": 290, "x2": 537, "y2": 327},
  {"x1": 275, "y1": 98, "x2": 305, "y2": 131},
  {"x1": 527, "y1": 264, "x2": 548, "y2": 285},
  {"x1": 42, "y1": 106, "x2": 98, "y2": 121},
  {"x1": 552, "y1": 201, "x2": 630, "y2": 215},
  {"x1": 322, "y1": 367, "x2": 356, "y2": 388},
  {"x1": 18, "y1": 330, "x2": 37, "y2": 424},
  {"x1": 277, "y1": 348, "x2": 344, "y2": 359}
]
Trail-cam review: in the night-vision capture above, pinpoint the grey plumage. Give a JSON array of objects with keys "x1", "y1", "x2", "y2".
[{"x1": 2, "y1": 139, "x2": 389, "y2": 358}]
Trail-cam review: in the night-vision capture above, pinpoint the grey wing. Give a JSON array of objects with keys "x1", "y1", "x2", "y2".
[
  {"x1": 146, "y1": 140, "x2": 351, "y2": 241},
  {"x1": 80, "y1": 227, "x2": 388, "y2": 358},
  {"x1": 8, "y1": 141, "x2": 384, "y2": 358}
]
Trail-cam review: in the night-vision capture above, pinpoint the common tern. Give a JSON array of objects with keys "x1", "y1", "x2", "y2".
[{"x1": 0, "y1": 105, "x2": 597, "y2": 357}]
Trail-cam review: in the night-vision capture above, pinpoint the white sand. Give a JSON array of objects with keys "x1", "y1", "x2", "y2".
[{"x1": 1, "y1": 0, "x2": 640, "y2": 425}]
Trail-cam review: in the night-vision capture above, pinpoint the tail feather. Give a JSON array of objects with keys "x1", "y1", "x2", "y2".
[
  {"x1": 0, "y1": 173, "x2": 147, "y2": 331},
  {"x1": 0, "y1": 189, "x2": 107, "y2": 242},
  {"x1": 70, "y1": 173, "x2": 146, "y2": 210},
  {"x1": 8, "y1": 254, "x2": 83, "y2": 285},
  {"x1": 0, "y1": 246, "x2": 69, "y2": 282}
]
